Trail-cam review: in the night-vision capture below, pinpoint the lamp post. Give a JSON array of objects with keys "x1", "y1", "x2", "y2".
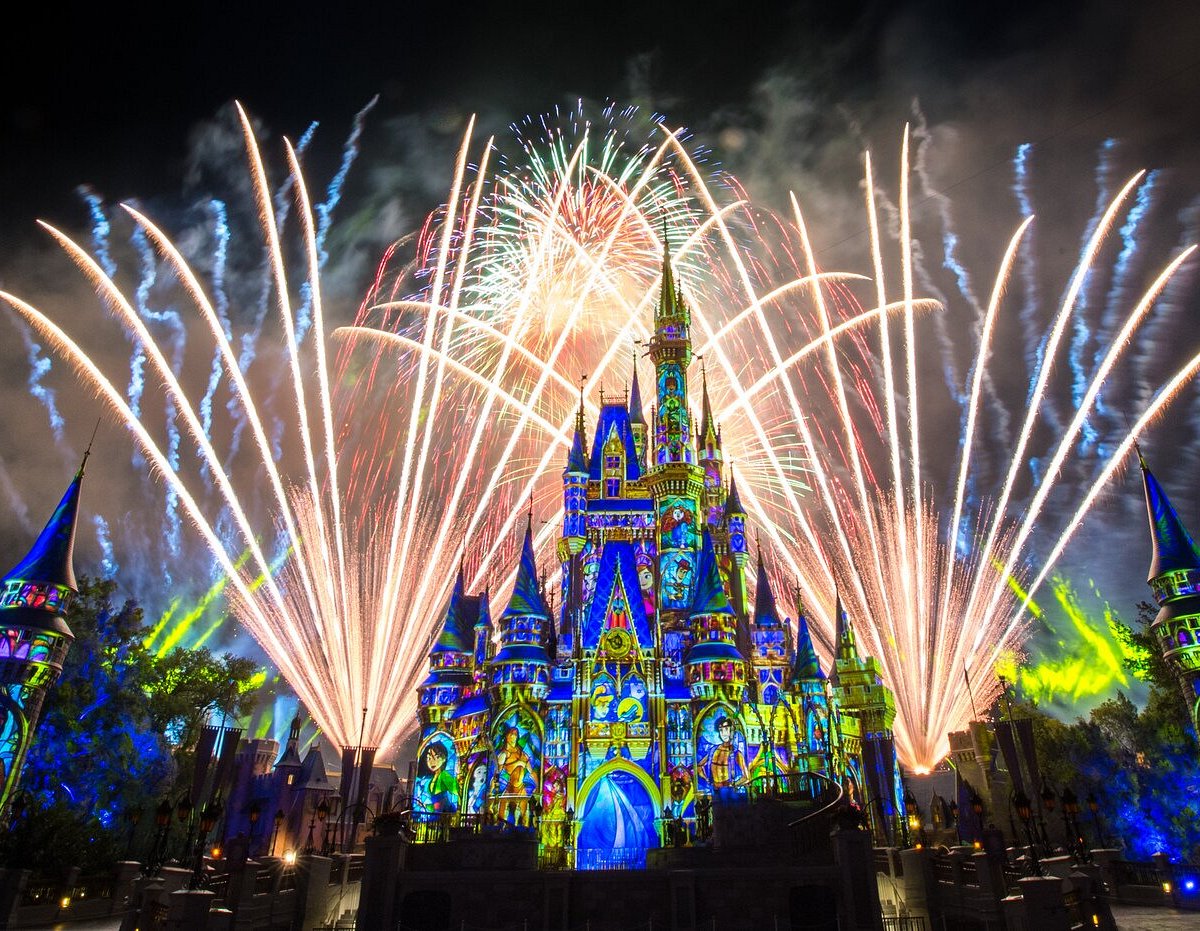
[
  {"x1": 902, "y1": 790, "x2": 917, "y2": 848},
  {"x1": 316, "y1": 799, "x2": 330, "y2": 856},
  {"x1": 146, "y1": 799, "x2": 173, "y2": 875},
  {"x1": 270, "y1": 808, "x2": 285, "y2": 857},
  {"x1": 304, "y1": 798, "x2": 319, "y2": 854},
  {"x1": 1061, "y1": 787, "x2": 1086, "y2": 861},
  {"x1": 189, "y1": 800, "x2": 221, "y2": 889},
  {"x1": 1086, "y1": 791, "x2": 1110, "y2": 848},
  {"x1": 175, "y1": 795, "x2": 195, "y2": 864},
  {"x1": 1014, "y1": 790, "x2": 1042, "y2": 875},
  {"x1": 1039, "y1": 783, "x2": 1056, "y2": 853},
  {"x1": 247, "y1": 800, "x2": 262, "y2": 857},
  {"x1": 950, "y1": 800, "x2": 961, "y2": 846},
  {"x1": 970, "y1": 790, "x2": 985, "y2": 849},
  {"x1": 124, "y1": 804, "x2": 143, "y2": 860}
]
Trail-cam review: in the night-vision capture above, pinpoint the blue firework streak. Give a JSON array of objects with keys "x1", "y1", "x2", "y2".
[
  {"x1": 1012, "y1": 143, "x2": 1040, "y2": 374},
  {"x1": 1091, "y1": 171, "x2": 1157, "y2": 432},
  {"x1": 78, "y1": 187, "x2": 118, "y2": 279},
  {"x1": 92, "y1": 514, "x2": 118, "y2": 578},
  {"x1": 1064, "y1": 138, "x2": 1117, "y2": 449},
  {"x1": 200, "y1": 199, "x2": 232, "y2": 441},
  {"x1": 227, "y1": 121, "x2": 320, "y2": 465},
  {"x1": 17, "y1": 329, "x2": 65, "y2": 441},
  {"x1": 130, "y1": 223, "x2": 187, "y2": 565},
  {"x1": 296, "y1": 96, "x2": 379, "y2": 343}
]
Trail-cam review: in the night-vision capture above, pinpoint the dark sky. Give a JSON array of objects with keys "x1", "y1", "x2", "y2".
[{"x1": 8, "y1": 0, "x2": 1189, "y2": 239}]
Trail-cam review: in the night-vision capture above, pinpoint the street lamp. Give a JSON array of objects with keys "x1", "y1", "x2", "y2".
[
  {"x1": 189, "y1": 801, "x2": 222, "y2": 889},
  {"x1": 146, "y1": 799, "x2": 173, "y2": 875},
  {"x1": 1061, "y1": 787, "x2": 1086, "y2": 861},
  {"x1": 949, "y1": 800, "x2": 961, "y2": 845},
  {"x1": 247, "y1": 800, "x2": 262, "y2": 856},
  {"x1": 1040, "y1": 783, "x2": 1056, "y2": 852},
  {"x1": 271, "y1": 808, "x2": 285, "y2": 857},
  {"x1": 1086, "y1": 791, "x2": 1110, "y2": 847},
  {"x1": 902, "y1": 790, "x2": 918, "y2": 848},
  {"x1": 970, "y1": 789, "x2": 985, "y2": 848},
  {"x1": 1014, "y1": 789, "x2": 1042, "y2": 875},
  {"x1": 316, "y1": 799, "x2": 330, "y2": 856},
  {"x1": 124, "y1": 804, "x2": 143, "y2": 859}
]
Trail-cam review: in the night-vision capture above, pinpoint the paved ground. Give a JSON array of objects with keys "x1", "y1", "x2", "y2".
[{"x1": 1112, "y1": 904, "x2": 1200, "y2": 929}]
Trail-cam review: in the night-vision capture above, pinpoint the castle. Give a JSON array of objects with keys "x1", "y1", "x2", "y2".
[{"x1": 413, "y1": 250, "x2": 906, "y2": 868}]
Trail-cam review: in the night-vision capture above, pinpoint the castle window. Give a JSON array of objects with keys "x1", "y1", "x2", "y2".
[
  {"x1": 606, "y1": 478, "x2": 621, "y2": 497},
  {"x1": 1180, "y1": 629, "x2": 1193, "y2": 646}
]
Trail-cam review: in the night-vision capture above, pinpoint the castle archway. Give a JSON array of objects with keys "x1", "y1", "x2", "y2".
[{"x1": 575, "y1": 760, "x2": 661, "y2": 869}]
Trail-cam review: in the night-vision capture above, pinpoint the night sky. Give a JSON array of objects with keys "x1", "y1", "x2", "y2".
[{"x1": 1, "y1": 0, "x2": 1199, "y2": 713}]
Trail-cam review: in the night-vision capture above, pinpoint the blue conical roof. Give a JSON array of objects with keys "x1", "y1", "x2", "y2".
[
  {"x1": 431, "y1": 564, "x2": 472, "y2": 654},
  {"x1": 753, "y1": 550, "x2": 782, "y2": 628},
  {"x1": 689, "y1": 529, "x2": 733, "y2": 617},
  {"x1": 725, "y1": 471, "x2": 746, "y2": 518},
  {"x1": 1139, "y1": 453, "x2": 1200, "y2": 581},
  {"x1": 3, "y1": 462, "x2": 86, "y2": 591},
  {"x1": 791, "y1": 614, "x2": 825, "y2": 683},
  {"x1": 629, "y1": 358, "x2": 646, "y2": 427},
  {"x1": 502, "y1": 520, "x2": 550, "y2": 622}
]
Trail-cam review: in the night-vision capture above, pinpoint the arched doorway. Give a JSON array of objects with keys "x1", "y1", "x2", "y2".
[{"x1": 575, "y1": 762, "x2": 660, "y2": 869}]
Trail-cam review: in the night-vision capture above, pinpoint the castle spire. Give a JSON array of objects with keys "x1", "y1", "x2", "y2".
[
  {"x1": 753, "y1": 544, "x2": 781, "y2": 628},
  {"x1": 629, "y1": 349, "x2": 646, "y2": 427},
  {"x1": 565, "y1": 382, "x2": 588, "y2": 475},
  {"x1": 791, "y1": 612, "x2": 825, "y2": 684},
  {"x1": 689, "y1": 528, "x2": 733, "y2": 618},
  {"x1": 835, "y1": 590, "x2": 858, "y2": 663},
  {"x1": 431, "y1": 561, "x2": 472, "y2": 653},
  {"x1": 502, "y1": 518, "x2": 551, "y2": 622},
  {"x1": 699, "y1": 360, "x2": 716, "y2": 446},
  {"x1": 4, "y1": 453, "x2": 89, "y2": 594},
  {"x1": 1137, "y1": 447, "x2": 1200, "y2": 581}
]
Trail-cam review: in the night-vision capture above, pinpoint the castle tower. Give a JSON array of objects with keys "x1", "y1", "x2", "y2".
[
  {"x1": 749, "y1": 548, "x2": 788, "y2": 700},
  {"x1": 558, "y1": 397, "x2": 589, "y2": 660},
  {"x1": 831, "y1": 596, "x2": 903, "y2": 844},
  {"x1": 644, "y1": 245, "x2": 705, "y2": 616},
  {"x1": 723, "y1": 472, "x2": 750, "y2": 626},
  {"x1": 697, "y1": 366, "x2": 723, "y2": 525},
  {"x1": 1137, "y1": 450, "x2": 1200, "y2": 734},
  {"x1": 417, "y1": 565, "x2": 476, "y2": 735},
  {"x1": 488, "y1": 520, "x2": 551, "y2": 824},
  {"x1": 790, "y1": 605, "x2": 833, "y2": 775},
  {"x1": 684, "y1": 529, "x2": 748, "y2": 706},
  {"x1": 629, "y1": 353, "x2": 648, "y2": 472},
  {"x1": 0, "y1": 459, "x2": 86, "y2": 818}
]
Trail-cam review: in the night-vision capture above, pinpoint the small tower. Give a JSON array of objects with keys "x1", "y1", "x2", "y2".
[
  {"x1": 1137, "y1": 450, "x2": 1200, "y2": 734},
  {"x1": 684, "y1": 529, "x2": 747, "y2": 705},
  {"x1": 831, "y1": 595, "x2": 902, "y2": 845},
  {"x1": 723, "y1": 472, "x2": 750, "y2": 621},
  {"x1": 629, "y1": 352, "x2": 648, "y2": 472},
  {"x1": 418, "y1": 566, "x2": 475, "y2": 735},
  {"x1": 789, "y1": 604, "x2": 831, "y2": 774},
  {"x1": 490, "y1": 520, "x2": 552, "y2": 707},
  {"x1": 472, "y1": 589, "x2": 493, "y2": 685},
  {"x1": 750, "y1": 548, "x2": 788, "y2": 702},
  {"x1": 648, "y1": 241, "x2": 694, "y2": 467},
  {"x1": 697, "y1": 366, "x2": 723, "y2": 525},
  {"x1": 0, "y1": 459, "x2": 86, "y2": 818}
]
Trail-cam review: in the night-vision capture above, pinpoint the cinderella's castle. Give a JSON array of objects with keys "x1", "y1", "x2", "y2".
[{"x1": 412, "y1": 251, "x2": 906, "y2": 869}]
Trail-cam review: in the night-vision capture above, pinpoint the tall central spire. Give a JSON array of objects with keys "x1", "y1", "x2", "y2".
[{"x1": 648, "y1": 237, "x2": 694, "y2": 467}]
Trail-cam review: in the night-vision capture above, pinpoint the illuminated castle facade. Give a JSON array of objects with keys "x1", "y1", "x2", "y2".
[
  {"x1": 1139, "y1": 451, "x2": 1200, "y2": 735},
  {"x1": 414, "y1": 252, "x2": 905, "y2": 867},
  {"x1": 0, "y1": 460, "x2": 84, "y2": 819}
]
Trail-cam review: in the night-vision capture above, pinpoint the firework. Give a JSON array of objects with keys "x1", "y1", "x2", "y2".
[
  {"x1": 341, "y1": 109, "x2": 1199, "y2": 769},
  {"x1": 5, "y1": 103, "x2": 1197, "y2": 769}
]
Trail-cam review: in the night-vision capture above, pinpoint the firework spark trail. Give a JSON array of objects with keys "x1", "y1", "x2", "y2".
[
  {"x1": 131, "y1": 224, "x2": 188, "y2": 562},
  {"x1": 960, "y1": 172, "x2": 1144, "y2": 642},
  {"x1": 1066, "y1": 138, "x2": 1117, "y2": 446},
  {"x1": 980, "y1": 245, "x2": 1196, "y2": 639},
  {"x1": 1012, "y1": 143, "x2": 1041, "y2": 379},
  {"x1": 17, "y1": 329, "x2": 66, "y2": 442},
  {"x1": 296, "y1": 96, "x2": 379, "y2": 344},
  {"x1": 200, "y1": 199, "x2": 232, "y2": 440}
]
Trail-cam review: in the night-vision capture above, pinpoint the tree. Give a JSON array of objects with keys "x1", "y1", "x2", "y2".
[{"x1": 0, "y1": 577, "x2": 262, "y2": 873}]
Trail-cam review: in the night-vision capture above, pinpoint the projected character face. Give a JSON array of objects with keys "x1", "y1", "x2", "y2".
[{"x1": 426, "y1": 744, "x2": 447, "y2": 773}]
